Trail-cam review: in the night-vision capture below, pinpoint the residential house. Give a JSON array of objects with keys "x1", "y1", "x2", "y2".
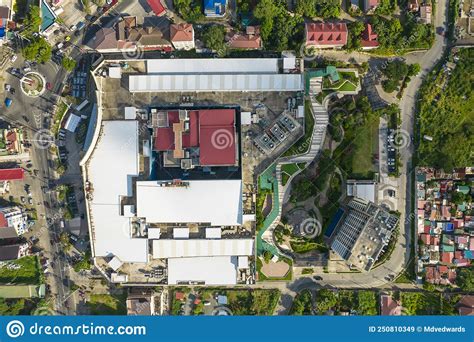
[
  {"x1": 170, "y1": 23, "x2": 195, "y2": 50},
  {"x1": 0, "y1": 6, "x2": 11, "y2": 46},
  {"x1": 380, "y1": 294, "x2": 402, "y2": 315},
  {"x1": 126, "y1": 294, "x2": 155, "y2": 315},
  {"x1": 360, "y1": 23, "x2": 379, "y2": 50},
  {"x1": 204, "y1": 0, "x2": 227, "y2": 17},
  {"x1": 305, "y1": 22, "x2": 348, "y2": 49},
  {"x1": 409, "y1": 0, "x2": 419, "y2": 12},
  {"x1": 419, "y1": 4, "x2": 432, "y2": 24},
  {"x1": 0, "y1": 206, "x2": 28, "y2": 236},
  {"x1": 364, "y1": 0, "x2": 379, "y2": 12},
  {"x1": 227, "y1": 26, "x2": 262, "y2": 50},
  {"x1": 457, "y1": 296, "x2": 474, "y2": 315},
  {"x1": 146, "y1": 0, "x2": 166, "y2": 16},
  {"x1": 0, "y1": 168, "x2": 25, "y2": 195},
  {"x1": 88, "y1": 16, "x2": 172, "y2": 53},
  {"x1": 0, "y1": 226, "x2": 18, "y2": 240},
  {"x1": 0, "y1": 243, "x2": 29, "y2": 261}
]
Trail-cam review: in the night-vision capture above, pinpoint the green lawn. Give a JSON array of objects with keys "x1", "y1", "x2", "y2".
[
  {"x1": 351, "y1": 115, "x2": 379, "y2": 177},
  {"x1": 0, "y1": 256, "x2": 41, "y2": 285},
  {"x1": 87, "y1": 294, "x2": 127, "y2": 315},
  {"x1": 281, "y1": 163, "x2": 304, "y2": 186}
]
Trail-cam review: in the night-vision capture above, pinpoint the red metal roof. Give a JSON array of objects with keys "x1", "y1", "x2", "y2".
[
  {"x1": 305, "y1": 22, "x2": 348, "y2": 47},
  {"x1": 0, "y1": 213, "x2": 7, "y2": 228},
  {"x1": 154, "y1": 109, "x2": 236, "y2": 166},
  {"x1": 361, "y1": 24, "x2": 379, "y2": 48},
  {"x1": 0, "y1": 168, "x2": 24, "y2": 181},
  {"x1": 147, "y1": 0, "x2": 166, "y2": 16}
]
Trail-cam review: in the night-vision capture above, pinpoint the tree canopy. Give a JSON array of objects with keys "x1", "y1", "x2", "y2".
[
  {"x1": 21, "y1": 37, "x2": 52, "y2": 63},
  {"x1": 201, "y1": 25, "x2": 226, "y2": 54}
]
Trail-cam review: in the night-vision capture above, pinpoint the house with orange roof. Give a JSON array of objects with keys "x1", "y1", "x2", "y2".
[{"x1": 170, "y1": 23, "x2": 195, "y2": 50}]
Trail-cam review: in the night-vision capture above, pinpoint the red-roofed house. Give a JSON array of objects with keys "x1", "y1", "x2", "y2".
[
  {"x1": 361, "y1": 24, "x2": 379, "y2": 50},
  {"x1": 153, "y1": 109, "x2": 237, "y2": 166},
  {"x1": 170, "y1": 23, "x2": 195, "y2": 50},
  {"x1": 0, "y1": 168, "x2": 24, "y2": 181},
  {"x1": 380, "y1": 295, "x2": 402, "y2": 315},
  {"x1": 441, "y1": 252, "x2": 454, "y2": 264},
  {"x1": 364, "y1": 0, "x2": 380, "y2": 12},
  {"x1": 228, "y1": 26, "x2": 262, "y2": 50},
  {"x1": 457, "y1": 296, "x2": 474, "y2": 315},
  {"x1": 305, "y1": 22, "x2": 348, "y2": 49},
  {"x1": 175, "y1": 292, "x2": 185, "y2": 301},
  {"x1": 147, "y1": 0, "x2": 166, "y2": 16}
]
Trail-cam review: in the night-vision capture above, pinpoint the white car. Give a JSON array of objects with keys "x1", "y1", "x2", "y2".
[
  {"x1": 4, "y1": 84, "x2": 11, "y2": 92},
  {"x1": 10, "y1": 55, "x2": 17, "y2": 63}
]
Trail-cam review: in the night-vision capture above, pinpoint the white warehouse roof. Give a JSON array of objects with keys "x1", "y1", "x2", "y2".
[
  {"x1": 152, "y1": 239, "x2": 254, "y2": 259},
  {"x1": 136, "y1": 180, "x2": 243, "y2": 226},
  {"x1": 147, "y1": 58, "x2": 279, "y2": 74},
  {"x1": 167, "y1": 256, "x2": 238, "y2": 285},
  {"x1": 87, "y1": 121, "x2": 148, "y2": 262},
  {"x1": 128, "y1": 74, "x2": 303, "y2": 93}
]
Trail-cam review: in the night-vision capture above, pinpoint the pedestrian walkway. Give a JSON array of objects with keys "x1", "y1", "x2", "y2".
[{"x1": 256, "y1": 74, "x2": 330, "y2": 258}]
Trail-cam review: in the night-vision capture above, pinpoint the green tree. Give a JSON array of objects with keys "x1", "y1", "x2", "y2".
[
  {"x1": 315, "y1": 0, "x2": 340, "y2": 18},
  {"x1": 408, "y1": 63, "x2": 421, "y2": 76},
  {"x1": 62, "y1": 57, "x2": 77, "y2": 72},
  {"x1": 254, "y1": 0, "x2": 279, "y2": 42},
  {"x1": 173, "y1": 0, "x2": 204, "y2": 22},
  {"x1": 22, "y1": 37, "x2": 52, "y2": 63},
  {"x1": 456, "y1": 268, "x2": 474, "y2": 291},
  {"x1": 347, "y1": 21, "x2": 365, "y2": 50},
  {"x1": 202, "y1": 25, "x2": 226, "y2": 54},
  {"x1": 21, "y1": 5, "x2": 42, "y2": 38},
  {"x1": 290, "y1": 290, "x2": 313, "y2": 315},
  {"x1": 316, "y1": 289, "x2": 337, "y2": 314},
  {"x1": 357, "y1": 291, "x2": 377, "y2": 315},
  {"x1": 295, "y1": 0, "x2": 317, "y2": 17}
]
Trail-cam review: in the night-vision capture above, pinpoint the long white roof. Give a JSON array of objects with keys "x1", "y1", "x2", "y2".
[
  {"x1": 147, "y1": 58, "x2": 279, "y2": 74},
  {"x1": 152, "y1": 239, "x2": 254, "y2": 259},
  {"x1": 87, "y1": 120, "x2": 148, "y2": 262},
  {"x1": 167, "y1": 256, "x2": 238, "y2": 285},
  {"x1": 136, "y1": 180, "x2": 242, "y2": 226},
  {"x1": 128, "y1": 74, "x2": 303, "y2": 92}
]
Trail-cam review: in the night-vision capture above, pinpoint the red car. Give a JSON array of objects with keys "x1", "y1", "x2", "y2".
[{"x1": 46, "y1": 82, "x2": 52, "y2": 90}]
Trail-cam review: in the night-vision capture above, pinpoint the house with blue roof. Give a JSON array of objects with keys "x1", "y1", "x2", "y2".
[{"x1": 204, "y1": 0, "x2": 227, "y2": 17}]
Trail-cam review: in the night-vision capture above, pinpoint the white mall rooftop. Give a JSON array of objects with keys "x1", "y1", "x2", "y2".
[
  {"x1": 136, "y1": 180, "x2": 243, "y2": 226},
  {"x1": 167, "y1": 256, "x2": 238, "y2": 285},
  {"x1": 85, "y1": 120, "x2": 148, "y2": 263},
  {"x1": 152, "y1": 239, "x2": 254, "y2": 259}
]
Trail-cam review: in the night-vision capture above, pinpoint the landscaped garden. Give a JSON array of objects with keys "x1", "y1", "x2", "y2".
[{"x1": 0, "y1": 256, "x2": 41, "y2": 285}]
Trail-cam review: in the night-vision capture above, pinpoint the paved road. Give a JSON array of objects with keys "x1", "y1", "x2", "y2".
[{"x1": 1, "y1": 31, "x2": 86, "y2": 314}]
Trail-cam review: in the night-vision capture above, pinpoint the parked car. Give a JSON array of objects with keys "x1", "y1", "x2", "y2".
[
  {"x1": 10, "y1": 54, "x2": 17, "y2": 63},
  {"x1": 4, "y1": 98, "x2": 12, "y2": 107}
]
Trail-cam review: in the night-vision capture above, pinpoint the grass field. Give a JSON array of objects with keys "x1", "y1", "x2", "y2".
[
  {"x1": 350, "y1": 115, "x2": 379, "y2": 177},
  {"x1": 87, "y1": 294, "x2": 127, "y2": 315},
  {"x1": 281, "y1": 163, "x2": 304, "y2": 186},
  {"x1": 0, "y1": 256, "x2": 41, "y2": 285}
]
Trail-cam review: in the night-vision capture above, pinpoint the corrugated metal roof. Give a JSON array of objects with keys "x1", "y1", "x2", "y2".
[
  {"x1": 129, "y1": 74, "x2": 303, "y2": 92},
  {"x1": 147, "y1": 58, "x2": 279, "y2": 74}
]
